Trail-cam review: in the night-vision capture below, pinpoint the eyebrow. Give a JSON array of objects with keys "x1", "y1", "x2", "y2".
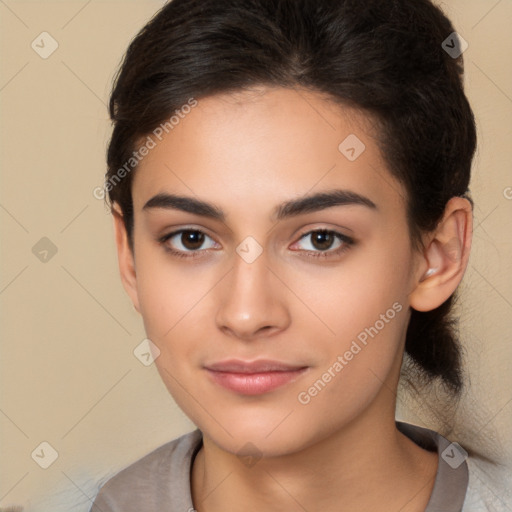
[{"x1": 142, "y1": 189, "x2": 377, "y2": 222}]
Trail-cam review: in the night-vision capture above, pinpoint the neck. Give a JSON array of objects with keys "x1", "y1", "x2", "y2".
[{"x1": 191, "y1": 390, "x2": 439, "y2": 512}]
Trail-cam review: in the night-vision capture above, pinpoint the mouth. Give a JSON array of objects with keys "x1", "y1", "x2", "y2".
[{"x1": 204, "y1": 359, "x2": 310, "y2": 395}]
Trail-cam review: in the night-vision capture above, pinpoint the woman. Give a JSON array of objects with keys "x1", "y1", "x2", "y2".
[{"x1": 90, "y1": 0, "x2": 498, "y2": 510}]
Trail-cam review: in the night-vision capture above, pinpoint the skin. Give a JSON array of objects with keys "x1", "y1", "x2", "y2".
[{"x1": 112, "y1": 86, "x2": 472, "y2": 512}]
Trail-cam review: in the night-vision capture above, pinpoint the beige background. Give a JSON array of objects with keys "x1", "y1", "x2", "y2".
[{"x1": 0, "y1": 1, "x2": 511, "y2": 510}]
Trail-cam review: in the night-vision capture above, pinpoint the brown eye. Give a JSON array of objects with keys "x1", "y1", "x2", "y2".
[
  {"x1": 292, "y1": 229, "x2": 354, "y2": 260},
  {"x1": 159, "y1": 229, "x2": 218, "y2": 258},
  {"x1": 310, "y1": 231, "x2": 337, "y2": 251},
  {"x1": 179, "y1": 230, "x2": 205, "y2": 250}
]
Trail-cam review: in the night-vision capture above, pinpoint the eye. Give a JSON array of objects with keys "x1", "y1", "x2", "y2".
[
  {"x1": 158, "y1": 228, "x2": 354, "y2": 260},
  {"x1": 292, "y1": 229, "x2": 354, "y2": 259},
  {"x1": 159, "y1": 229, "x2": 218, "y2": 259}
]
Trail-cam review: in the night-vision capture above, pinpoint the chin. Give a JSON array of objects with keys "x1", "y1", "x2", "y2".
[{"x1": 196, "y1": 411, "x2": 317, "y2": 459}]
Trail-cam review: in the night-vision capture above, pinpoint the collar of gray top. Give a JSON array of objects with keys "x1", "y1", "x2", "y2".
[
  {"x1": 396, "y1": 421, "x2": 469, "y2": 512},
  {"x1": 89, "y1": 421, "x2": 470, "y2": 512}
]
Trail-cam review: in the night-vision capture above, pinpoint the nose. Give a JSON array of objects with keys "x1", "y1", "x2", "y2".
[{"x1": 215, "y1": 249, "x2": 291, "y2": 341}]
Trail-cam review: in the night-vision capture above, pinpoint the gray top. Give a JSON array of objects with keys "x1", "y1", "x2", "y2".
[{"x1": 90, "y1": 421, "x2": 469, "y2": 512}]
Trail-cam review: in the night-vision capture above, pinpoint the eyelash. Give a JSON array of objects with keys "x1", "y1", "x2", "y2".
[{"x1": 158, "y1": 228, "x2": 354, "y2": 261}]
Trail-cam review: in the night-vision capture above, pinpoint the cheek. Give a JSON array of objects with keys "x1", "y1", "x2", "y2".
[
  {"x1": 290, "y1": 234, "x2": 412, "y2": 343},
  {"x1": 137, "y1": 262, "x2": 207, "y2": 420},
  {"x1": 135, "y1": 243, "x2": 206, "y2": 336},
  {"x1": 134, "y1": 247, "x2": 217, "y2": 386},
  {"x1": 289, "y1": 236, "x2": 412, "y2": 395},
  {"x1": 291, "y1": 270, "x2": 409, "y2": 443}
]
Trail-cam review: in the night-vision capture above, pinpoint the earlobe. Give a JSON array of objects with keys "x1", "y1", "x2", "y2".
[
  {"x1": 410, "y1": 197, "x2": 473, "y2": 312},
  {"x1": 112, "y1": 206, "x2": 141, "y2": 313}
]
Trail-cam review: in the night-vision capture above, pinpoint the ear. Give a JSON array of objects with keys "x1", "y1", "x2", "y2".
[
  {"x1": 112, "y1": 204, "x2": 141, "y2": 313},
  {"x1": 409, "y1": 197, "x2": 473, "y2": 312}
]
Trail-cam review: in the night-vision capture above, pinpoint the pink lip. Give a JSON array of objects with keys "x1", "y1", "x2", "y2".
[{"x1": 204, "y1": 359, "x2": 309, "y2": 395}]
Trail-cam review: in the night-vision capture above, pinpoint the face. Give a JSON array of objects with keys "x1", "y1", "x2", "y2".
[{"x1": 119, "y1": 86, "x2": 422, "y2": 457}]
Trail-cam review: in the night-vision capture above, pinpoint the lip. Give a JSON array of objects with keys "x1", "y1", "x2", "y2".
[{"x1": 204, "y1": 359, "x2": 309, "y2": 395}]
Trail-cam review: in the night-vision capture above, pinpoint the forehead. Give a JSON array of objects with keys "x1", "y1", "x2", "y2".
[{"x1": 132, "y1": 86, "x2": 406, "y2": 217}]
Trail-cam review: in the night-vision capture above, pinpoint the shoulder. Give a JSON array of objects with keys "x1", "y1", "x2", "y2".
[
  {"x1": 462, "y1": 456, "x2": 512, "y2": 512},
  {"x1": 90, "y1": 429, "x2": 202, "y2": 512},
  {"x1": 397, "y1": 421, "x2": 512, "y2": 511}
]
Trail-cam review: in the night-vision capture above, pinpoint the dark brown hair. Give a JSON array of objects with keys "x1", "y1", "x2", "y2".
[{"x1": 104, "y1": 0, "x2": 476, "y2": 393}]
